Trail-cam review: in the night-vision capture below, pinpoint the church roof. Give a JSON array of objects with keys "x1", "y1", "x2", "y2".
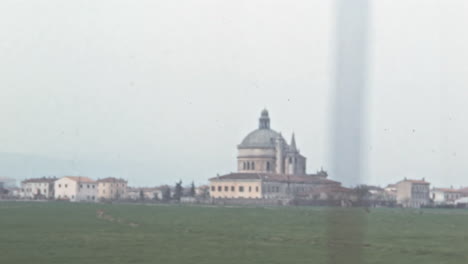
[
  {"x1": 238, "y1": 129, "x2": 282, "y2": 149},
  {"x1": 210, "y1": 173, "x2": 340, "y2": 185},
  {"x1": 238, "y1": 109, "x2": 285, "y2": 149}
]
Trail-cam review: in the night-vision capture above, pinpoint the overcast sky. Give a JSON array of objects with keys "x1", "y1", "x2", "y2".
[{"x1": 1, "y1": 1, "x2": 467, "y2": 187}]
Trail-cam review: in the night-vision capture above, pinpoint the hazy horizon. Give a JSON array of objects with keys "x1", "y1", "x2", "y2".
[{"x1": 1, "y1": 1, "x2": 467, "y2": 188}]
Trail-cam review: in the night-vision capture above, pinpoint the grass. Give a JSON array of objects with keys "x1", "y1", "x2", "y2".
[{"x1": 1, "y1": 202, "x2": 468, "y2": 264}]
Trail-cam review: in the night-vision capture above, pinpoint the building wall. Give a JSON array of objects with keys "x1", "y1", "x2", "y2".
[
  {"x1": 55, "y1": 178, "x2": 78, "y2": 201},
  {"x1": 283, "y1": 154, "x2": 307, "y2": 176},
  {"x1": 396, "y1": 181, "x2": 430, "y2": 208},
  {"x1": 97, "y1": 181, "x2": 127, "y2": 200},
  {"x1": 20, "y1": 182, "x2": 54, "y2": 199},
  {"x1": 209, "y1": 180, "x2": 262, "y2": 199},
  {"x1": 431, "y1": 190, "x2": 462, "y2": 205},
  {"x1": 54, "y1": 178, "x2": 97, "y2": 202},
  {"x1": 237, "y1": 148, "x2": 276, "y2": 173},
  {"x1": 76, "y1": 181, "x2": 98, "y2": 202}
]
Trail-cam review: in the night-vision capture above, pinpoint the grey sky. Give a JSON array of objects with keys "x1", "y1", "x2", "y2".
[{"x1": 0, "y1": 1, "x2": 467, "y2": 187}]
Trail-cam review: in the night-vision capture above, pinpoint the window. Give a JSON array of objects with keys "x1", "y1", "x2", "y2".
[
  {"x1": 239, "y1": 186, "x2": 244, "y2": 192},
  {"x1": 211, "y1": 186, "x2": 215, "y2": 191},
  {"x1": 58, "y1": 184, "x2": 61, "y2": 188},
  {"x1": 80, "y1": 184, "x2": 83, "y2": 188},
  {"x1": 266, "y1": 162, "x2": 270, "y2": 171},
  {"x1": 247, "y1": 162, "x2": 250, "y2": 170},
  {"x1": 256, "y1": 186, "x2": 259, "y2": 192},
  {"x1": 252, "y1": 162, "x2": 255, "y2": 170},
  {"x1": 92, "y1": 185, "x2": 95, "y2": 189},
  {"x1": 87, "y1": 185, "x2": 90, "y2": 188},
  {"x1": 71, "y1": 195, "x2": 74, "y2": 199},
  {"x1": 231, "y1": 186, "x2": 235, "y2": 191},
  {"x1": 224, "y1": 186, "x2": 228, "y2": 192},
  {"x1": 289, "y1": 157, "x2": 292, "y2": 164},
  {"x1": 243, "y1": 162, "x2": 246, "y2": 170},
  {"x1": 249, "y1": 186, "x2": 252, "y2": 192},
  {"x1": 65, "y1": 184, "x2": 68, "y2": 188},
  {"x1": 218, "y1": 186, "x2": 222, "y2": 192}
]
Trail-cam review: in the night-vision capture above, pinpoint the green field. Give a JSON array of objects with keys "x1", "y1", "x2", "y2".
[{"x1": 1, "y1": 202, "x2": 467, "y2": 264}]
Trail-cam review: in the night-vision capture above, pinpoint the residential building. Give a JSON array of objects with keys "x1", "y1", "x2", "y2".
[
  {"x1": 457, "y1": 187, "x2": 468, "y2": 197},
  {"x1": 97, "y1": 177, "x2": 127, "y2": 200},
  {"x1": 431, "y1": 187, "x2": 462, "y2": 205},
  {"x1": 20, "y1": 177, "x2": 57, "y2": 199},
  {"x1": 396, "y1": 178, "x2": 430, "y2": 208},
  {"x1": 54, "y1": 176, "x2": 97, "y2": 202}
]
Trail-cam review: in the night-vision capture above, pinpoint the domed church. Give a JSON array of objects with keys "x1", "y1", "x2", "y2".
[
  {"x1": 237, "y1": 109, "x2": 306, "y2": 175},
  {"x1": 209, "y1": 110, "x2": 346, "y2": 201}
]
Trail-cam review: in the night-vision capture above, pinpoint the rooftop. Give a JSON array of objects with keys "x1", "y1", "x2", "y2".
[
  {"x1": 398, "y1": 178, "x2": 430, "y2": 185},
  {"x1": 210, "y1": 173, "x2": 340, "y2": 185},
  {"x1": 97, "y1": 177, "x2": 127, "y2": 183},
  {"x1": 63, "y1": 176, "x2": 96, "y2": 183},
  {"x1": 22, "y1": 177, "x2": 57, "y2": 184}
]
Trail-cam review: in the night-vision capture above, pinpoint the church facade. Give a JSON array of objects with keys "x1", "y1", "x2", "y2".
[{"x1": 209, "y1": 110, "x2": 343, "y2": 200}]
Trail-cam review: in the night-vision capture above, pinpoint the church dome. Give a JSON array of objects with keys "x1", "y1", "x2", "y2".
[
  {"x1": 239, "y1": 128, "x2": 281, "y2": 149},
  {"x1": 238, "y1": 109, "x2": 285, "y2": 149}
]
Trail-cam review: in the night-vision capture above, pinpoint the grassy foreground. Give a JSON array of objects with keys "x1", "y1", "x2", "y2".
[{"x1": 0, "y1": 202, "x2": 467, "y2": 264}]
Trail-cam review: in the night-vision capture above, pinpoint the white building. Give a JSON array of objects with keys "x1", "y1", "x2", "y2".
[
  {"x1": 431, "y1": 187, "x2": 462, "y2": 205},
  {"x1": 54, "y1": 176, "x2": 97, "y2": 202},
  {"x1": 20, "y1": 177, "x2": 57, "y2": 199}
]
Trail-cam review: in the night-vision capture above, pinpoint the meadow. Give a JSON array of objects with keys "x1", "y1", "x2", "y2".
[{"x1": 1, "y1": 202, "x2": 467, "y2": 264}]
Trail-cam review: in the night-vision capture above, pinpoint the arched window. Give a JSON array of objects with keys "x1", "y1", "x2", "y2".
[{"x1": 266, "y1": 162, "x2": 270, "y2": 171}]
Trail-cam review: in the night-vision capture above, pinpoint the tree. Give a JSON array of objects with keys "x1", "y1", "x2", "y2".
[
  {"x1": 174, "y1": 181, "x2": 183, "y2": 201},
  {"x1": 153, "y1": 192, "x2": 160, "y2": 201},
  {"x1": 161, "y1": 186, "x2": 171, "y2": 202},
  {"x1": 353, "y1": 185, "x2": 371, "y2": 207},
  {"x1": 189, "y1": 182, "x2": 196, "y2": 197}
]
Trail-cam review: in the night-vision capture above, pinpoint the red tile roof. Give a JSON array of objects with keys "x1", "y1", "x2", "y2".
[
  {"x1": 97, "y1": 177, "x2": 127, "y2": 183},
  {"x1": 210, "y1": 173, "x2": 341, "y2": 185},
  {"x1": 433, "y1": 188, "x2": 461, "y2": 193},
  {"x1": 63, "y1": 176, "x2": 96, "y2": 183}
]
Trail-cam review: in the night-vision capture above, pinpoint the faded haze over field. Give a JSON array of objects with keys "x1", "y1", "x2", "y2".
[{"x1": 1, "y1": 1, "x2": 467, "y2": 187}]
